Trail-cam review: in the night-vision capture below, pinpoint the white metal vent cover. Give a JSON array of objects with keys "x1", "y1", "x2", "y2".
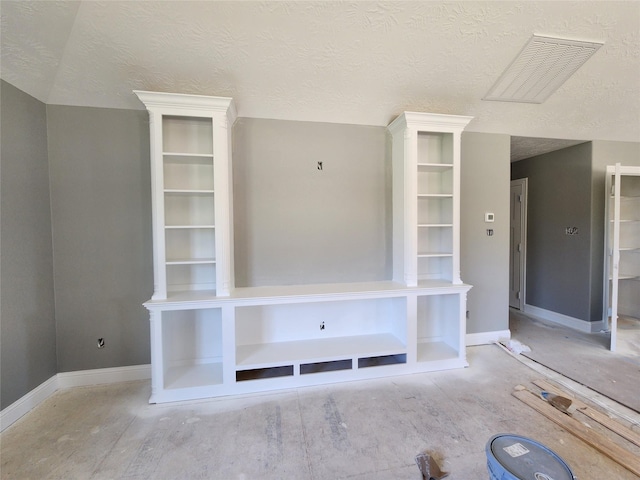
[{"x1": 484, "y1": 35, "x2": 604, "y2": 104}]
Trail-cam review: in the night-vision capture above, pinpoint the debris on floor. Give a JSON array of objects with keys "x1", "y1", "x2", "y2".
[
  {"x1": 498, "y1": 338, "x2": 531, "y2": 354},
  {"x1": 415, "y1": 451, "x2": 448, "y2": 480}
]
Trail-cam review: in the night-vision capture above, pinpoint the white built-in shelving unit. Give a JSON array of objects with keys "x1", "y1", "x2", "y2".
[
  {"x1": 137, "y1": 91, "x2": 473, "y2": 404},
  {"x1": 604, "y1": 163, "x2": 640, "y2": 351},
  {"x1": 134, "y1": 91, "x2": 236, "y2": 299}
]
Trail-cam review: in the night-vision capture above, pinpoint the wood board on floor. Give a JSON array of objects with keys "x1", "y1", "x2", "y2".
[{"x1": 512, "y1": 386, "x2": 640, "y2": 477}]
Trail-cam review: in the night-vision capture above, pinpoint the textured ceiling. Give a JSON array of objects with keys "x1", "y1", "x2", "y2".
[{"x1": 2, "y1": 1, "x2": 639, "y2": 154}]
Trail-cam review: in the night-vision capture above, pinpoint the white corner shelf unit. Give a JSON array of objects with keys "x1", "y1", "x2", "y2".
[
  {"x1": 604, "y1": 163, "x2": 640, "y2": 351},
  {"x1": 137, "y1": 92, "x2": 472, "y2": 404}
]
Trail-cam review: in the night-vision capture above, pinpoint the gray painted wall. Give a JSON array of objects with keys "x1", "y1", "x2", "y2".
[
  {"x1": 47, "y1": 105, "x2": 152, "y2": 372},
  {"x1": 233, "y1": 118, "x2": 390, "y2": 287},
  {"x1": 511, "y1": 143, "x2": 597, "y2": 321},
  {"x1": 461, "y1": 132, "x2": 511, "y2": 334},
  {"x1": 1, "y1": 80, "x2": 57, "y2": 409}
]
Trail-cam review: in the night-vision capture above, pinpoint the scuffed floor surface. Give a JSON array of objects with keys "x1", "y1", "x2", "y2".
[{"x1": 2, "y1": 345, "x2": 638, "y2": 479}]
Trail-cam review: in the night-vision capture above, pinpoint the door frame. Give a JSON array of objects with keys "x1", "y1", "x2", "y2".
[{"x1": 510, "y1": 178, "x2": 528, "y2": 310}]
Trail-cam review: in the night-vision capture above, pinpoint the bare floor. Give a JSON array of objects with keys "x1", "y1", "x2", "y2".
[
  {"x1": 510, "y1": 309, "x2": 640, "y2": 412},
  {"x1": 3, "y1": 345, "x2": 639, "y2": 480}
]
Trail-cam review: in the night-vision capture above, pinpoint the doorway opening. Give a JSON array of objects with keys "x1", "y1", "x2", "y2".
[{"x1": 509, "y1": 178, "x2": 527, "y2": 310}]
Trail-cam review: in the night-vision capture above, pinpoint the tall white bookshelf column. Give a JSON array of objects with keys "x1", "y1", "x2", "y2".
[
  {"x1": 388, "y1": 112, "x2": 472, "y2": 287},
  {"x1": 135, "y1": 91, "x2": 236, "y2": 299}
]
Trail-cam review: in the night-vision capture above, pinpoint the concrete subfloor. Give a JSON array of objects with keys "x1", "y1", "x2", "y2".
[
  {"x1": 510, "y1": 309, "x2": 640, "y2": 412},
  {"x1": 2, "y1": 345, "x2": 639, "y2": 480}
]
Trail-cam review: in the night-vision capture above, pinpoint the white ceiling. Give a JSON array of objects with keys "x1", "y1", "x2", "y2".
[{"x1": 2, "y1": 1, "x2": 639, "y2": 158}]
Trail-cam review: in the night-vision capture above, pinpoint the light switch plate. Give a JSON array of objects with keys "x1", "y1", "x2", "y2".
[{"x1": 485, "y1": 212, "x2": 495, "y2": 223}]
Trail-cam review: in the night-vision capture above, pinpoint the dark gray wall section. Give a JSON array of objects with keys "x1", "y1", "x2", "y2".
[
  {"x1": 461, "y1": 132, "x2": 511, "y2": 334},
  {"x1": 511, "y1": 143, "x2": 596, "y2": 321},
  {"x1": 1, "y1": 80, "x2": 57, "y2": 409},
  {"x1": 46, "y1": 105, "x2": 152, "y2": 372},
  {"x1": 233, "y1": 118, "x2": 390, "y2": 287}
]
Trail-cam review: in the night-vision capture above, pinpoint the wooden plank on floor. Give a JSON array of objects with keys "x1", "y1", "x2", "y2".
[
  {"x1": 512, "y1": 389, "x2": 640, "y2": 477},
  {"x1": 532, "y1": 379, "x2": 640, "y2": 448}
]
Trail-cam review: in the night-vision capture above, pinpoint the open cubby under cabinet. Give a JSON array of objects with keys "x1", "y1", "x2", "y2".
[
  {"x1": 416, "y1": 294, "x2": 462, "y2": 363},
  {"x1": 161, "y1": 308, "x2": 223, "y2": 390},
  {"x1": 234, "y1": 297, "x2": 407, "y2": 371}
]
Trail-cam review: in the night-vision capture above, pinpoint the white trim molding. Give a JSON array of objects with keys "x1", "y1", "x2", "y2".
[
  {"x1": 523, "y1": 304, "x2": 605, "y2": 333},
  {"x1": 1, "y1": 365, "x2": 151, "y2": 433},
  {"x1": 57, "y1": 364, "x2": 151, "y2": 389},
  {"x1": 0, "y1": 375, "x2": 58, "y2": 433},
  {"x1": 466, "y1": 329, "x2": 511, "y2": 346}
]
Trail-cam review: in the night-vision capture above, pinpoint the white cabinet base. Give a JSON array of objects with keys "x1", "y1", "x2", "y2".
[{"x1": 145, "y1": 281, "x2": 469, "y2": 404}]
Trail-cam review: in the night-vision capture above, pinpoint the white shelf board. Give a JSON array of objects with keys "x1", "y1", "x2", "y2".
[
  {"x1": 145, "y1": 280, "x2": 472, "y2": 308},
  {"x1": 418, "y1": 252, "x2": 453, "y2": 258},
  {"x1": 165, "y1": 258, "x2": 216, "y2": 265},
  {"x1": 418, "y1": 224, "x2": 453, "y2": 228},
  {"x1": 236, "y1": 333, "x2": 406, "y2": 369},
  {"x1": 164, "y1": 189, "x2": 214, "y2": 194},
  {"x1": 417, "y1": 163, "x2": 453, "y2": 172},
  {"x1": 417, "y1": 341, "x2": 460, "y2": 363},
  {"x1": 165, "y1": 225, "x2": 216, "y2": 229},
  {"x1": 417, "y1": 193, "x2": 453, "y2": 198},
  {"x1": 164, "y1": 362, "x2": 223, "y2": 390},
  {"x1": 163, "y1": 152, "x2": 213, "y2": 158}
]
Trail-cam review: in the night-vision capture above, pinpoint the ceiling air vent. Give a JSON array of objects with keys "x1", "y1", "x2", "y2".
[{"x1": 483, "y1": 35, "x2": 603, "y2": 104}]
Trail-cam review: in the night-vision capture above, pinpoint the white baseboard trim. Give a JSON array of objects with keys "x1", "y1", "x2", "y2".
[
  {"x1": 523, "y1": 304, "x2": 604, "y2": 333},
  {"x1": 57, "y1": 364, "x2": 151, "y2": 389},
  {"x1": 466, "y1": 329, "x2": 511, "y2": 346},
  {"x1": 1, "y1": 364, "x2": 151, "y2": 433},
  {"x1": 0, "y1": 375, "x2": 58, "y2": 433}
]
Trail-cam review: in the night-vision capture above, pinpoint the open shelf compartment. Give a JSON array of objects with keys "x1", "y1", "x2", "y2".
[
  {"x1": 163, "y1": 155, "x2": 214, "y2": 191},
  {"x1": 164, "y1": 192, "x2": 215, "y2": 227},
  {"x1": 417, "y1": 132, "x2": 453, "y2": 165},
  {"x1": 234, "y1": 297, "x2": 407, "y2": 375},
  {"x1": 417, "y1": 166, "x2": 453, "y2": 196},
  {"x1": 166, "y1": 264, "x2": 216, "y2": 293},
  {"x1": 161, "y1": 308, "x2": 223, "y2": 389},
  {"x1": 165, "y1": 228, "x2": 216, "y2": 264},
  {"x1": 416, "y1": 294, "x2": 462, "y2": 362},
  {"x1": 162, "y1": 115, "x2": 213, "y2": 155}
]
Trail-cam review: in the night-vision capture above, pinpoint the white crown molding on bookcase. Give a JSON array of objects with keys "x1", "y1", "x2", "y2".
[
  {"x1": 133, "y1": 90, "x2": 237, "y2": 123},
  {"x1": 0, "y1": 365, "x2": 151, "y2": 433},
  {"x1": 387, "y1": 112, "x2": 473, "y2": 135}
]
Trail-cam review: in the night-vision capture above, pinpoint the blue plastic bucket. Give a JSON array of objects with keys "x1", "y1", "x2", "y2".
[{"x1": 486, "y1": 434, "x2": 576, "y2": 480}]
